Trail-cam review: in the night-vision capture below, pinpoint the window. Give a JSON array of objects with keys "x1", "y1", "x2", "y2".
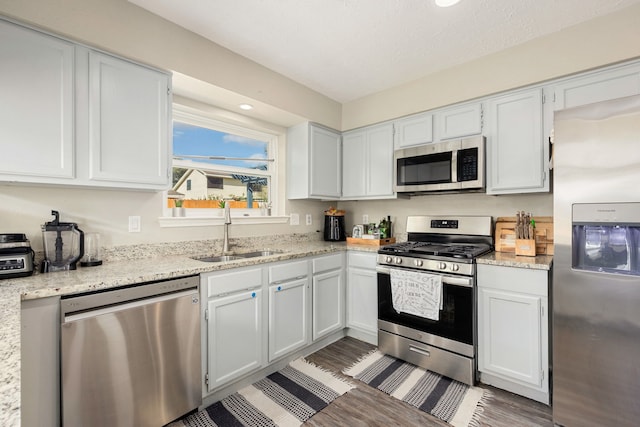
[{"x1": 167, "y1": 106, "x2": 278, "y2": 219}]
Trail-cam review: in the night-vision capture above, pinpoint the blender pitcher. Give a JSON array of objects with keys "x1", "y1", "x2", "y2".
[{"x1": 41, "y1": 210, "x2": 84, "y2": 272}]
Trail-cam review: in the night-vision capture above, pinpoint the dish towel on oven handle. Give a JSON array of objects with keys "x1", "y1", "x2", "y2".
[{"x1": 390, "y1": 268, "x2": 443, "y2": 321}]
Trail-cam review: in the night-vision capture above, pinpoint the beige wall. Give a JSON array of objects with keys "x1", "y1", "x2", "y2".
[{"x1": 342, "y1": 3, "x2": 640, "y2": 130}]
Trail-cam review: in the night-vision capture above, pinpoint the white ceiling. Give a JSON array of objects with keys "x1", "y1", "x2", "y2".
[{"x1": 130, "y1": 0, "x2": 640, "y2": 103}]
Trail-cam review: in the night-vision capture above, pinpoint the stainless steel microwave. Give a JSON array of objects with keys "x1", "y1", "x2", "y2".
[{"x1": 394, "y1": 136, "x2": 485, "y2": 193}]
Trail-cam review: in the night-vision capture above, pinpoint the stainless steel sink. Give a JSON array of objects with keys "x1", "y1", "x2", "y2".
[
  {"x1": 238, "y1": 250, "x2": 284, "y2": 258},
  {"x1": 194, "y1": 255, "x2": 245, "y2": 263},
  {"x1": 193, "y1": 250, "x2": 285, "y2": 263}
]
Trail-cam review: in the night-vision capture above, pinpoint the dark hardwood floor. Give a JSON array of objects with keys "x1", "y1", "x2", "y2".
[{"x1": 304, "y1": 337, "x2": 553, "y2": 427}]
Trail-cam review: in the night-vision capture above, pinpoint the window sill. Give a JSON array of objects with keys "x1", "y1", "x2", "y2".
[{"x1": 158, "y1": 215, "x2": 291, "y2": 228}]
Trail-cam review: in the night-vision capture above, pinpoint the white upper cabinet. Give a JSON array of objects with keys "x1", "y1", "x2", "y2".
[
  {"x1": 287, "y1": 122, "x2": 341, "y2": 200},
  {"x1": 394, "y1": 112, "x2": 433, "y2": 149},
  {"x1": 553, "y1": 62, "x2": 640, "y2": 111},
  {"x1": 485, "y1": 88, "x2": 549, "y2": 194},
  {"x1": 0, "y1": 20, "x2": 75, "y2": 181},
  {"x1": 437, "y1": 102, "x2": 482, "y2": 140},
  {"x1": 87, "y1": 51, "x2": 170, "y2": 187},
  {"x1": 342, "y1": 122, "x2": 395, "y2": 200},
  {"x1": 0, "y1": 19, "x2": 172, "y2": 190}
]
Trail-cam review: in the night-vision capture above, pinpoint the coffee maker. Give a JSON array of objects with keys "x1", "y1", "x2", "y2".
[{"x1": 41, "y1": 210, "x2": 84, "y2": 272}]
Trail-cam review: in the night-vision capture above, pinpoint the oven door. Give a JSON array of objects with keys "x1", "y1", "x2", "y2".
[{"x1": 377, "y1": 265, "x2": 475, "y2": 356}]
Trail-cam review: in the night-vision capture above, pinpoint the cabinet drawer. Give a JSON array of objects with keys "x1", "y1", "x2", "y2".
[
  {"x1": 205, "y1": 267, "x2": 263, "y2": 297},
  {"x1": 348, "y1": 252, "x2": 377, "y2": 269},
  {"x1": 313, "y1": 253, "x2": 344, "y2": 274},
  {"x1": 269, "y1": 260, "x2": 308, "y2": 284},
  {"x1": 477, "y1": 264, "x2": 548, "y2": 296}
]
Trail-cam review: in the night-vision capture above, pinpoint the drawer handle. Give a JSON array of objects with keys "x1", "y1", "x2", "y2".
[
  {"x1": 277, "y1": 286, "x2": 282, "y2": 291},
  {"x1": 251, "y1": 292, "x2": 256, "y2": 298},
  {"x1": 409, "y1": 346, "x2": 430, "y2": 357}
]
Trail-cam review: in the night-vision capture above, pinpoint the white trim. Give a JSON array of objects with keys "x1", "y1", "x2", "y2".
[
  {"x1": 166, "y1": 104, "x2": 281, "y2": 220},
  {"x1": 158, "y1": 215, "x2": 291, "y2": 227}
]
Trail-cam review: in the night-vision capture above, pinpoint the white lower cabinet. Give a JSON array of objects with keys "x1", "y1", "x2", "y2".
[
  {"x1": 207, "y1": 288, "x2": 263, "y2": 392},
  {"x1": 202, "y1": 254, "x2": 348, "y2": 396},
  {"x1": 477, "y1": 263, "x2": 550, "y2": 404},
  {"x1": 268, "y1": 260, "x2": 310, "y2": 362},
  {"x1": 203, "y1": 267, "x2": 264, "y2": 392},
  {"x1": 312, "y1": 254, "x2": 345, "y2": 341},
  {"x1": 346, "y1": 252, "x2": 378, "y2": 345}
]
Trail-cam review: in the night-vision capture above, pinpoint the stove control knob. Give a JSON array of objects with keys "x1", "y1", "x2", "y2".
[
  {"x1": 414, "y1": 259, "x2": 423, "y2": 267},
  {"x1": 385, "y1": 256, "x2": 393, "y2": 263},
  {"x1": 394, "y1": 257, "x2": 403, "y2": 265},
  {"x1": 451, "y1": 264, "x2": 460, "y2": 272},
  {"x1": 438, "y1": 262, "x2": 447, "y2": 270}
]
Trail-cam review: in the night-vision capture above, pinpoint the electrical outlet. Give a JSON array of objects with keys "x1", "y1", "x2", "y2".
[
  {"x1": 362, "y1": 214, "x2": 369, "y2": 224},
  {"x1": 305, "y1": 214, "x2": 312, "y2": 225},
  {"x1": 290, "y1": 213, "x2": 300, "y2": 225},
  {"x1": 128, "y1": 216, "x2": 141, "y2": 232}
]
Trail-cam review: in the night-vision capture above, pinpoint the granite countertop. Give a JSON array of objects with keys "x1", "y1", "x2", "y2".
[
  {"x1": 1, "y1": 237, "x2": 379, "y2": 426},
  {"x1": 477, "y1": 251, "x2": 553, "y2": 271}
]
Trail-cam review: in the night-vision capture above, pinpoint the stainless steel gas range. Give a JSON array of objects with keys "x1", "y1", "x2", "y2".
[{"x1": 377, "y1": 215, "x2": 493, "y2": 385}]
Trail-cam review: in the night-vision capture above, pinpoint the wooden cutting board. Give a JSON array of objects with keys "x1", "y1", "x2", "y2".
[
  {"x1": 494, "y1": 216, "x2": 554, "y2": 255},
  {"x1": 346, "y1": 237, "x2": 396, "y2": 246}
]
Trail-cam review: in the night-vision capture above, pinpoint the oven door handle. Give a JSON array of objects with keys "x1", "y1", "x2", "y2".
[{"x1": 376, "y1": 266, "x2": 473, "y2": 288}]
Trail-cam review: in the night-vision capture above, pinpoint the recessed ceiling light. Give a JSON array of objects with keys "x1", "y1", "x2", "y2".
[
  {"x1": 435, "y1": 0, "x2": 461, "y2": 7},
  {"x1": 239, "y1": 103, "x2": 253, "y2": 110}
]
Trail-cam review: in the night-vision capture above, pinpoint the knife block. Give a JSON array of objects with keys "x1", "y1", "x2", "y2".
[{"x1": 515, "y1": 239, "x2": 536, "y2": 256}]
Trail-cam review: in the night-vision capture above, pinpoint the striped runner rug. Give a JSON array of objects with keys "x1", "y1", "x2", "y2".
[
  {"x1": 343, "y1": 350, "x2": 488, "y2": 427},
  {"x1": 174, "y1": 358, "x2": 355, "y2": 427}
]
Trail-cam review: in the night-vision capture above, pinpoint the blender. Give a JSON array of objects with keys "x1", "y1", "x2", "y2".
[{"x1": 40, "y1": 210, "x2": 84, "y2": 272}]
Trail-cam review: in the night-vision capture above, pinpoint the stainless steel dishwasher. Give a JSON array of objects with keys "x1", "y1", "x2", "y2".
[{"x1": 60, "y1": 275, "x2": 201, "y2": 427}]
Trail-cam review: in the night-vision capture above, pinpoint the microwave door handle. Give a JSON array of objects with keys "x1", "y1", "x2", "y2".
[{"x1": 451, "y1": 148, "x2": 458, "y2": 183}]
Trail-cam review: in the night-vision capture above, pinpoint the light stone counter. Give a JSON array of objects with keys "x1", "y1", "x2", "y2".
[
  {"x1": 0, "y1": 234, "x2": 367, "y2": 426},
  {"x1": 477, "y1": 251, "x2": 553, "y2": 271}
]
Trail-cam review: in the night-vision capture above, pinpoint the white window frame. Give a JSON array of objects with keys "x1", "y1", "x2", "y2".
[{"x1": 159, "y1": 104, "x2": 289, "y2": 227}]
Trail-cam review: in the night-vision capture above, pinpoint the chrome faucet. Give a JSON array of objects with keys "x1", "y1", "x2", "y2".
[{"x1": 222, "y1": 204, "x2": 231, "y2": 253}]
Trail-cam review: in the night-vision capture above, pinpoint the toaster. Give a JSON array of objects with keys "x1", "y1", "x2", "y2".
[{"x1": 0, "y1": 233, "x2": 35, "y2": 279}]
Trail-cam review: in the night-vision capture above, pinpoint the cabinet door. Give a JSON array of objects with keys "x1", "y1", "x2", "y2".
[
  {"x1": 310, "y1": 124, "x2": 341, "y2": 198},
  {"x1": 347, "y1": 266, "x2": 377, "y2": 334},
  {"x1": 312, "y1": 269, "x2": 345, "y2": 340},
  {"x1": 268, "y1": 278, "x2": 309, "y2": 361},
  {"x1": 207, "y1": 289, "x2": 262, "y2": 391},
  {"x1": 366, "y1": 123, "x2": 394, "y2": 197},
  {"x1": 553, "y1": 63, "x2": 640, "y2": 110},
  {"x1": 0, "y1": 21, "x2": 75, "y2": 181},
  {"x1": 394, "y1": 112, "x2": 433, "y2": 149},
  {"x1": 486, "y1": 89, "x2": 547, "y2": 194},
  {"x1": 438, "y1": 103, "x2": 482, "y2": 140},
  {"x1": 88, "y1": 51, "x2": 170, "y2": 188},
  {"x1": 342, "y1": 130, "x2": 367, "y2": 198},
  {"x1": 478, "y1": 287, "x2": 543, "y2": 388}
]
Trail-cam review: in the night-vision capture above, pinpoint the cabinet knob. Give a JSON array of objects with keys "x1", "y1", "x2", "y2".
[
  {"x1": 277, "y1": 286, "x2": 282, "y2": 291},
  {"x1": 251, "y1": 292, "x2": 256, "y2": 298}
]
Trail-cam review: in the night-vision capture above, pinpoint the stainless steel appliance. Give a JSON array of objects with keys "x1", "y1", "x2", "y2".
[
  {"x1": 41, "y1": 210, "x2": 84, "y2": 272},
  {"x1": 377, "y1": 215, "x2": 493, "y2": 385},
  {"x1": 553, "y1": 94, "x2": 640, "y2": 427},
  {"x1": 60, "y1": 276, "x2": 201, "y2": 427},
  {"x1": 394, "y1": 136, "x2": 485, "y2": 193},
  {"x1": 0, "y1": 233, "x2": 34, "y2": 279}
]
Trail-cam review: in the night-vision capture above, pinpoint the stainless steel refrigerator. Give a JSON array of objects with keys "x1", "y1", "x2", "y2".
[{"x1": 553, "y1": 94, "x2": 640, "y2": 427}]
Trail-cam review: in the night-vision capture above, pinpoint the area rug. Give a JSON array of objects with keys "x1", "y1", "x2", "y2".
[
  {"x1": 174, "y1": 358, "x2": 355, "y2": 427},
  {"x1": 343, "y1": 350, "x2": 488, "y2": 427}
]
